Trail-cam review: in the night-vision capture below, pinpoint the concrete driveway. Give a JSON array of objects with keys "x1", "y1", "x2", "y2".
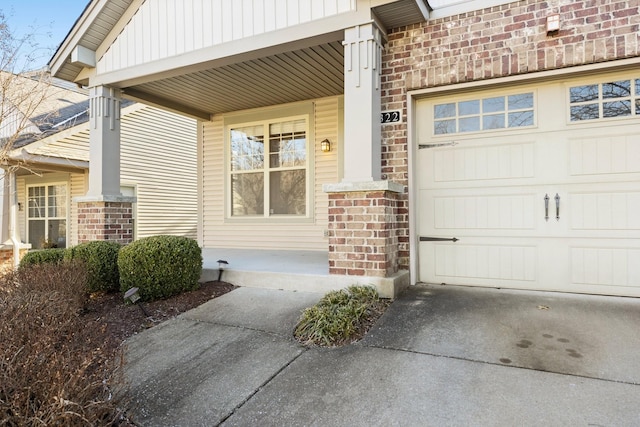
[{"x1": 123, "y1": 284, "x2": 640, "y2": 426}]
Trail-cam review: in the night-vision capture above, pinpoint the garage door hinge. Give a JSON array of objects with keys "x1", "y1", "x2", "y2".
[
  {"x1": 419, "y1": 141, "x2": 457, "y2": 149},
  {"x1": 420, "y1": 236, "x2": 459, "y2": 242}
]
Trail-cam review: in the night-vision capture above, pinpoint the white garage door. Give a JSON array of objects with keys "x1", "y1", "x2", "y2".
[{"x1": 416, "y1": 71, "x2": 640, "y2": 297}]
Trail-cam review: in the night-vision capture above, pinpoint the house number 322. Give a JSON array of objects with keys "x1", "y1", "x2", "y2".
[{"x1": 381, "y1": 110, "x2": 402, "y2": 124}]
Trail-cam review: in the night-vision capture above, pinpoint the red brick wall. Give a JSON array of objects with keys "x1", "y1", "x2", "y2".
[
  {"x1": 328, "y1": 191, "x2": 400, "y2": 277},
  {"x1": 77, "y1": 202, "x2": 133, "y2": 244},
  {"x1": 0, "y1": 248, "x2": 29, "y2": 272},
  {"x1": 380, "y1": 0, "x2": 640, "y2": 269}
]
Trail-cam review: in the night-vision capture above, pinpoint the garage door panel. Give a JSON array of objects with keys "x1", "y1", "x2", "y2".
[
  {"x1": 426, "y1": 242, "x2": 537, "y2": 282},
  {"x1": 431, "y1": 194, "x2": 536, "y2": 230},
  {"x1": 570, "y1": 191, "x2": 640, "y2": 230},
  {"x1": 424, "y1": 140, "x2": 536, "y2": 186},
  {"x1": 571, "y1": 246, "x2": 640, "y2": 294},
  {"x1": 569, "y1": 134, "x2": 640, "y2": 176}
]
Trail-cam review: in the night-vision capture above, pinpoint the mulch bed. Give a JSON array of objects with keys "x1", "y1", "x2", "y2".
[{"x1": 82, "y1": 281, "x2": 237, "y2": 346}]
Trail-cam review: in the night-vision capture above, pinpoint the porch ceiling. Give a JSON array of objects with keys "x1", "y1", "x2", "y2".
[{"x1": 122, "y1": 40, "x2": 344, "y2": 117}]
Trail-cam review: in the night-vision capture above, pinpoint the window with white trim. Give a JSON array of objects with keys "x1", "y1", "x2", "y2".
[
  {"x1": 229, "y1": 117, "x2": 308, "y2": 217},
  {"x1": 569, "y1": 78, "x2": 640, "y2": 121},
  {"x1": 433, "y1": 92, "x2": 534, "y2": 135},
  {"x1": 27, "y1": 184, "x2": 67, "y2": 249}
]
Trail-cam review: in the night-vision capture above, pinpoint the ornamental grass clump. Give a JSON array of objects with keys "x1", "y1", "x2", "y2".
[{"x1": 294, "y1": 285, "x2": 388, "y2": 347}]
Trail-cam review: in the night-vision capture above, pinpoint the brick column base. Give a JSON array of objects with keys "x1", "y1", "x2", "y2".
[
  {"x1": 324, "y1": 181, "x2": 404, "y2": 278},
  {"x1": 77, "y1": 201, "x2": 133, "y2": 244}
]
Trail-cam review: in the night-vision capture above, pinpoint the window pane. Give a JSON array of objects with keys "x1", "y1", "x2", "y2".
[
  {"x1": 230, "y1": 126, "x2": 264, "y2": 171},
  {"x1": 483, "y1": 114, "x2": 505, "y2": 129},
  {"x1": 434, "y1": 103, "x2": 455, "y2": 119},
  {"x1": 603, "y1": 100, "x2": 631, "y2": 118},
  {"x1": 48, "y1": 185, "x2": 66, "y2": 218},
  {"x1": 483, "y1": 97, "x2": 504, "y2": 113},
  {"x1": 28, "y1": 186, "x2": 45, "y2": 218},
  {"x1": 602, "y1": 80, "x2": 630, "y2": 99},
  {"x1": 28, "y1": 220, "x2": 45, "y2": 249},
  {"x1": 269, "y1": 120, "x2": 306, "y2": 168},
  {"x1": 459, "y1": 116, "x2": 480, "y2": 132},
  {"x1": 459, "y1": 100, "x2": 479, "y2": 116},
  {"x1": 270, "y1": 170, "x2": 306, "y2": 215},
  {"x1": 508, "y1": 93, "x2": 533, "y2": 110},
  {"x1": 49, "y1": 219, "x2": 66, "y2": 249},
  {"x1": 434, "y1": 119, "x2": 456, "y2": 134},
  {"x1": 570, "y1": 104, "x2": 599, "y2": 121},
  {"x1": 508, "y1": 111, "x2": 534, "y2": 127},
  {"x1": 570, "y1": 85, "x2": 598, "y2": 103},
  {"x1": 636, "y1": 79, "x2": 640, "y2": 96},
  {"x1": 231, "y1": 173, "x2": 264, "y2": 216},
  {"x1": 636, "y1": 99, "x2": 640, "y2": 115}
]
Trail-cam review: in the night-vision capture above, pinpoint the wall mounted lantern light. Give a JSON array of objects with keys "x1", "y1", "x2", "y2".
[{"x1": 321, "y1": 139, "x2": 331, "y2": 152}]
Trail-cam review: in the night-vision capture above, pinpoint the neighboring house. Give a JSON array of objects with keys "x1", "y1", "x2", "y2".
[
  {"x1": 48, "y1": 0, "x2": 639, "y2": 297},
  {"x1": 0, "y1": 74, "x2": 197, "y2": 265}
]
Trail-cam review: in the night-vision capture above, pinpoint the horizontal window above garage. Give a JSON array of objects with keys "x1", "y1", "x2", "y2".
[{"x1": 569, "y1": 78, "x2": 640, "y2": 122}]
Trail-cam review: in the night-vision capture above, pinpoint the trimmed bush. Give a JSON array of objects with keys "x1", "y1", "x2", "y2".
[
  {"x1": 118, "y1": 235, "x2": 202, "y2": 301},
  {"x1": 65, "y1": 241, "x2": 122, "y2": 293},
  {"x1": 294, "y1": 285, "x2": 388, "y2": 347},
  {"x1": 19, "y1": 248, "x2": 66, "y2": 269}
]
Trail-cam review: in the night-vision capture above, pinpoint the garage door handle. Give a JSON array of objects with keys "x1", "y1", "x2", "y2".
[
  {"x1": 420, "y1": 236, "x2": 459, "y2": 242},
  {"x1": 544, "y1": 194, "x2": 550, "y2": 221}
]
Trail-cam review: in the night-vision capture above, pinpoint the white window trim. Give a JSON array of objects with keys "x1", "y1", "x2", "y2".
[
  {"x1": 120, "y1": 183, "x2": 137, "y2": 241},
  {"x1": 223, "y1": 103, "x2": 315, "y2": 223},
  {"x1": 25, "y1": 181, "x2": 69, "y2": 249}
]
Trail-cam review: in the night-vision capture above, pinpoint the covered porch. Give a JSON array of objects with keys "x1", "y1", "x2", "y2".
[
  {"x1": 48, "y1": 0, "x2": 426, "y2": 297},
  {"x1": 201, "y1": 248, "x2": 408, "y2": 298}
]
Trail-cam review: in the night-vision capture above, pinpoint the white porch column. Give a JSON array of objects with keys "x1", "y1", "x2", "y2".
[
  {"x1": 87, "y1": 85, "x2": 122, "y2": 198},
  {"x1": 342, "y1": 22, "x2": 385, "y2": 183},
  {"x1": 76, "y1": 85, "x2": 135, "y2": 244}
]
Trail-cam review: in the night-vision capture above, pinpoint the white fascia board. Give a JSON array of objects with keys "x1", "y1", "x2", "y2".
[{"x1": 8, "y1": 153, "x2": 89, "y2": 171}]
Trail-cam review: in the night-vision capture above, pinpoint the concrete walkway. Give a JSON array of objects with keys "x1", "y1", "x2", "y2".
[{"x1": 123, "y1": 285, "x2": 640, "y2": 426}]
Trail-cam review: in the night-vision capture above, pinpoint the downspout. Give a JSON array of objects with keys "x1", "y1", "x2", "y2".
[{"x1": 5, "y1": 168, "x2": 21, "y2": 268}]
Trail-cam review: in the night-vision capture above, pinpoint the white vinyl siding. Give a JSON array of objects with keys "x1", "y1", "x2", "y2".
[
  {"x1": 68, "y1": 172, "x2": 86, "y2": 246},
  {"x1": 98, "y1": 0, "x2": 356, "y2": 74},
  {"x1": 202, "y1": 96, "x2": 340, "y2": 250},
  {"x1": 120, "y1": 107, "x2": 198, "y2": 239}
]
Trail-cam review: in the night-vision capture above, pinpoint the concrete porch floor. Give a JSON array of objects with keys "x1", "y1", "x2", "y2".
[{"x1": 200, "y1": 248, "x2": 409, "y2": 298}]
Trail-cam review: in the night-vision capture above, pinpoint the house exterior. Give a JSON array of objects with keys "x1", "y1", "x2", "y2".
[
  {"x1": 0, "y1": 76, "x2": 197, "y2": 264},
  {"x1": 49, "y1": 0, "x2": 640, "y2": 297}
]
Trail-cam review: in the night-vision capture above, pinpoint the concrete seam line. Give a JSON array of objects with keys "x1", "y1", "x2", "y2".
[
  {"x1": 215, "y1": 349, "x2": 308, "y2": 426},
  {"x1": 362, "y1": 344, "x2": 640, "y2": 387}
]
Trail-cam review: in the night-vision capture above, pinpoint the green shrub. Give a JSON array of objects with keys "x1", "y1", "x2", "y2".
[
  {"x1": 19, "y1": 248, "x2": 66, "y2": 269},
  {"x1": 65, "y1": 241, "x2": 121, "y2": 293},
  {"x1": 118, "y1": 235, "x2": 202, "y2": 301},
  {"x1": 294, "y1": 285, "x2": 387, "y2": 347}
]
